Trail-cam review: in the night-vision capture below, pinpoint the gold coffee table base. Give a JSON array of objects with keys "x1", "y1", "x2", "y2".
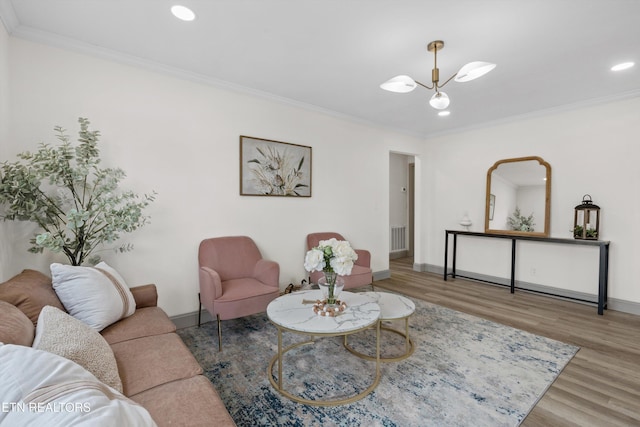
[
  {"x1": 344, "y1": 318, "x2": 415, "y2": 362},
  {"x1": 267, "y1": 321, "x2": 381, "y2": 407}
]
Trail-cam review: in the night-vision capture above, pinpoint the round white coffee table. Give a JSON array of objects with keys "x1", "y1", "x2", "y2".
[
  {"x1": 266, "y1": 290, "x2": 381, "y2": 406},
  {"x1": 344, "y1": 291, "x2": 415, "y2": 362}
]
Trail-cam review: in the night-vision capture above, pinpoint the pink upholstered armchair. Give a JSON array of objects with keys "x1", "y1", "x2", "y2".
[
  {"x1": 198, "y1": 236, "x2": 280, "y2": 351},
  {"x1": 306, "y1": 232, "x2": 373, "y2": 290}
]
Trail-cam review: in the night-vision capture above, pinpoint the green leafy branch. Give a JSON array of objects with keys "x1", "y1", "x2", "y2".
[
  {"x1": 0, "y1": 118, "x2": 156, "y2": 265},
  {"x1": 507, "y1": 207, "x2": 535, "y2": 232}
]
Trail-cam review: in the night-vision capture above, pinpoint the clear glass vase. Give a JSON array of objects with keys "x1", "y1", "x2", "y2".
[{"x1": 318, "y1": 271, "x2": 344, "y2": 305}]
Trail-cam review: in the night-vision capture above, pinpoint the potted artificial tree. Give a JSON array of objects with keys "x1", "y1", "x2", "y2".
[{"x1": 0, "y1": 118, "x2": 155, "y2": 265}]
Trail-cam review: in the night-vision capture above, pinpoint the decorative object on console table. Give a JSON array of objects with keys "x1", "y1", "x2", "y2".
[
  {"x1": 304, "y1": 238, "x2": 357, "y2": 306},
  {"x1": 459, "y1": 212, "x2": 472, "y2": 230},
  {"x1": 574, "y1": 194, "x2": 600, "y2": 240},
  {"x1": 239, "y1": 135, "x2": 312, "y2": 197}
]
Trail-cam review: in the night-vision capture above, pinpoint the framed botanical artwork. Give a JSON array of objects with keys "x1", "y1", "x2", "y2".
[
  {"x1": 240, "y1": 136, "x2": 312, "y2": 197},
  {"x1": 489, "y1": 194, "x2": 495, "y2": 220}
]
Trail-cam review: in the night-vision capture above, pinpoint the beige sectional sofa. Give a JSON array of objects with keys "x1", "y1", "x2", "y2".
[{"x1": 0, "y1": 269, "x2": 235, "y2": 426}]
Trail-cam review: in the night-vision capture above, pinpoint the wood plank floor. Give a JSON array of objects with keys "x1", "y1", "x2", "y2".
[{"x1": 376, "y1": 257, "x2": 640, "y2": 426}]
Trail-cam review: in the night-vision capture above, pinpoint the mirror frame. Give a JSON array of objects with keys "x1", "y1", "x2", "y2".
[{"x1": 484, "y1": 156, "x2": 551, "y2": 237}]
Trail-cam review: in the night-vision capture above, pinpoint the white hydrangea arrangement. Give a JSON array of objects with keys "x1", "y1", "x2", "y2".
[{"x1": 304, "y1": 238, "x2": 358, "y2": 276}]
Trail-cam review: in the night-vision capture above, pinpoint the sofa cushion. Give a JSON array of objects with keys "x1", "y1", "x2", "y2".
[
  {"x1": 51, "y1": 262, "x2": 136, "y2": 331},
  {"x1": 0, "y1": 269, "x2": 65, "y2": 325},
  {"x1": 101, "y1": 307, "x2": 177, "y2": 345},
  {"x1": 111, "y1": 333, "x2": 203, "y2": 396},
  {"x1": 33, "y1": 306, "x2": 123, "y2": 393},
  {"x1": 0, "y1": 343, "x2": 156, "y2": 426},
  {"x1": 131, "y1": 375, "x2": 236, "y2": 427},
  {"x1": 0, "y1": 300, "x2": 35, "y2": 346}
]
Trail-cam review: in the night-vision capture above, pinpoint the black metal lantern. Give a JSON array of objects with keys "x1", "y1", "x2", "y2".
[{"x1": 573, "y1": 195, "x2": 600, "y2": 240}]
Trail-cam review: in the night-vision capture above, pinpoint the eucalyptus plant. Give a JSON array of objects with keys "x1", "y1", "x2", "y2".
[
  {"x1": 507, "y1": 207, "x2": 535, "y2": 232},
  {"x1": 0, "y1": 118, "x2": 155, "y2": 265}
]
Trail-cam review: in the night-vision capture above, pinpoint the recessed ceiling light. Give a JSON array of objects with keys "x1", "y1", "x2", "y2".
[
  {"x1": 611, "y1": 62, "x2": 634, "y2": 71},
  {"x1": 438, "y1": 111, "x2": 451, "y2": 117},
  {"x1": 171, "y1": 5, "x2": 196, "y2": 21}
]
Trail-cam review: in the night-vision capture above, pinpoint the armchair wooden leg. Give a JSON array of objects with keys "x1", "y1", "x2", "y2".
[
  {"x1": 217, "y1": 314, "x2": 222, "y2": 352},
  {"x1": 197, "y1": 293, "x2": 202, "y2": 327}
]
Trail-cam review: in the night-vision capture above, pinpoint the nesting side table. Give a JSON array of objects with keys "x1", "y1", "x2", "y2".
[
  {"x1": 266, "y1": 290, "x2": 381, "y2": 406},
  {"x1": 344, "y1": 291, "x2": 416, "y2": 362}
]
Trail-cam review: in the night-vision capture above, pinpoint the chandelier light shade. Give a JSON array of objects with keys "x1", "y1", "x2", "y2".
[
  {"x1": 380, "y1": 40, "x2": 496, "y2": 110},
  {"x1": 454, "y1": 61, "x2": 497, "y2": 82},
  {"x1": 379, "y1": 75, "x2": 417, "y2": 93},
  {"x1": 429, "y1": 92, "x2": 449, "y2": 109}
]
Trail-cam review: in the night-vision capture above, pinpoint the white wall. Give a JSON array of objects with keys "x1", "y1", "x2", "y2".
[
  {"x1": 4, "y1": 34, "x2": 640, "y2": 315},
  {"x1": 421, "y1": 97, "x2": 640, "y2": 304},
  {"x1": 0, "y1": 22, "x2": 7, "y2": 146},
  {"x1": 0, "y1": 22, "x2": 13, "y2": 275},
  {"x1": 3, "y1": 37, "x2": 425, "y2": 316}
]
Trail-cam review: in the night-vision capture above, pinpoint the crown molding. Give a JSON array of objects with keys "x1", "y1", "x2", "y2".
[
  {"x1": 423, "y1": 89, "x2": 640, "y2": 140},
  {"x1": 6, "y1": 1, "x2": 633, "y2": 143},
  {"x1": 6, "y1": 22, "x2": 425, "y2": 141},
  {"x1": 0, "y1": 0, "x2": 19, "y2": 33}
]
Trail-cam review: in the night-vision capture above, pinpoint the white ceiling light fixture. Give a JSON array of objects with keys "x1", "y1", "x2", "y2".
[
  {"x1": 438, "y1": 111, "x2": 451, "y2": 117},
  {"x1": 381, "y1": 40, "x2": 496, "y2": 110},
  {"x1": 171, "y1": 5, "x2": 196, "y2": 21},
  {"x1": 611, "y1": 62, "x2": 635, "y2": 71}
]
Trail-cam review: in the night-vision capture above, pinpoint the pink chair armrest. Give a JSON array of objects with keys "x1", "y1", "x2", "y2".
[
  {"x1": 199, "y1": 266, "x2": 223, "y2": 300},
  {"x1": 253, "y1": 259, "x2": 280, "y2": 288},
  {"x1": 354, "y1": 249, "x2": 371, "y2": 268}
]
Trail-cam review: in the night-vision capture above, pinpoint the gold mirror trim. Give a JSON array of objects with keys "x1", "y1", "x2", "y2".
[{"x1": 484, "y1": 156, "x2": 551, "y2": 237}]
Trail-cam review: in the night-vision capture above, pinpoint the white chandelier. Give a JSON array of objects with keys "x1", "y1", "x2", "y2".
[{"x1": 380, "y1": 40, "x2": 496, "y2": 110}]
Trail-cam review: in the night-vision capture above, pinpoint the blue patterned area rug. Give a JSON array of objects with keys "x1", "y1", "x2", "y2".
[{"x1": 178, "y1": 295, "x2": 578, "y2": 427}]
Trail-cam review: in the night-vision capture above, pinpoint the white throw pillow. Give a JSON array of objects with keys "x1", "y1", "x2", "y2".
[
  {"x1": 0, "y1": 343, "x2": 156, "y2": 426},
  {"x1": 51, "y1": 262, "x2": 136, "y2": 331},
  {"x1": 33, "y1": 306, "x2": 123, "y2": 393}
]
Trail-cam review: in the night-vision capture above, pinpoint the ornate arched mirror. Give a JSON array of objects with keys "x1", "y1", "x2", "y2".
[{"x1": 485, "y1": 156, "x2": 551, "y2": 237}]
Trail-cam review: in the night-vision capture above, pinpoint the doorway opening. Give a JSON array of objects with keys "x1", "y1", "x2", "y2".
[{"x1": 389, "y1": 153, "x2": 415, "y2": 263}]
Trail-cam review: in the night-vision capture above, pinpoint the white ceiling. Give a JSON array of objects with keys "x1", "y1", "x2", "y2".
[{"x1": 1, "y1": 0, "x2": 639, "y2": 138}]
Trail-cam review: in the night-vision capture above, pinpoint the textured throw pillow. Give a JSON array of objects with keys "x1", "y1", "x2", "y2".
[
  {"x1": 0, "y1": 343, "x2": 157, "y2": 426},
  {"x1": 51, "y1": 262, "x2": 136, "y2": 331},
  {"x1": 0, "y1": 300, "x2": 35, "y2": 346},
  {"x1": 33, "y1": 306, "x2": 123, "y2": 393},
  {"x1": 0, "y1": 269, "x2": 65, "y2": 325}
]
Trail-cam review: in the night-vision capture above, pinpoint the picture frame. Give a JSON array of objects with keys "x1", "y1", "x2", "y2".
[
  {"x1": 489, "y1": 194, "x2": 495, "y2": 220},
  {"x1": 240, "y1": 136, "x2": 312, "y2": 197}
]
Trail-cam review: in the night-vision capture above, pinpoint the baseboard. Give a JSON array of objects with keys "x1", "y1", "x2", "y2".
[
  {"x1": 171, "y1": 266, "x2": 640, "y2": 328},
  {"x1": 389, "y1": 250, "x2": 409, "y2": 260},
  {"x1": 373, "y1": 269, "x2": 391, "y2": 281},
  {"x1": 608, "y1": 298, "x2": 640, "y2": 315},
  {"x1": 172, "y1": 310, "x2": 213, "y2": 330},
  {"x1": 172, "y1": 270, "x2": 390, "y2": 329},
  {"x1": 417, "y1": 263, "x2": 640, "y2": 316},
  {"x1": 413, "y1": 262, "x2": 437, "y2": 273}
]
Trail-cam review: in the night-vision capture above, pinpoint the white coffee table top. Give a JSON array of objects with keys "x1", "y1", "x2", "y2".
[
  {"x1": 267, "y1": 290, "x2": 380, "y2": 334},
  {"x1": 361, "y1": 292, "x2": 415, "y2": 320}
]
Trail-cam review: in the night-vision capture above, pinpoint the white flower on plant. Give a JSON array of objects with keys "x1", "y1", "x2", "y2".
[
  {"x1": 304, "y1": 248, "x2": 326, "y2": 272},
  {"x1": 330, "y1": 258, "x2": 353, "y2": 276},
  {"x1": 304, "y1": 238, "x2": 358, "y2": 276}
]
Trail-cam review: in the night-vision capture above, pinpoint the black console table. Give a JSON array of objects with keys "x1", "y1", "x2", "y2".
[{"x1": 443, "y1": 230, "x2": 610, "y2": 315}]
